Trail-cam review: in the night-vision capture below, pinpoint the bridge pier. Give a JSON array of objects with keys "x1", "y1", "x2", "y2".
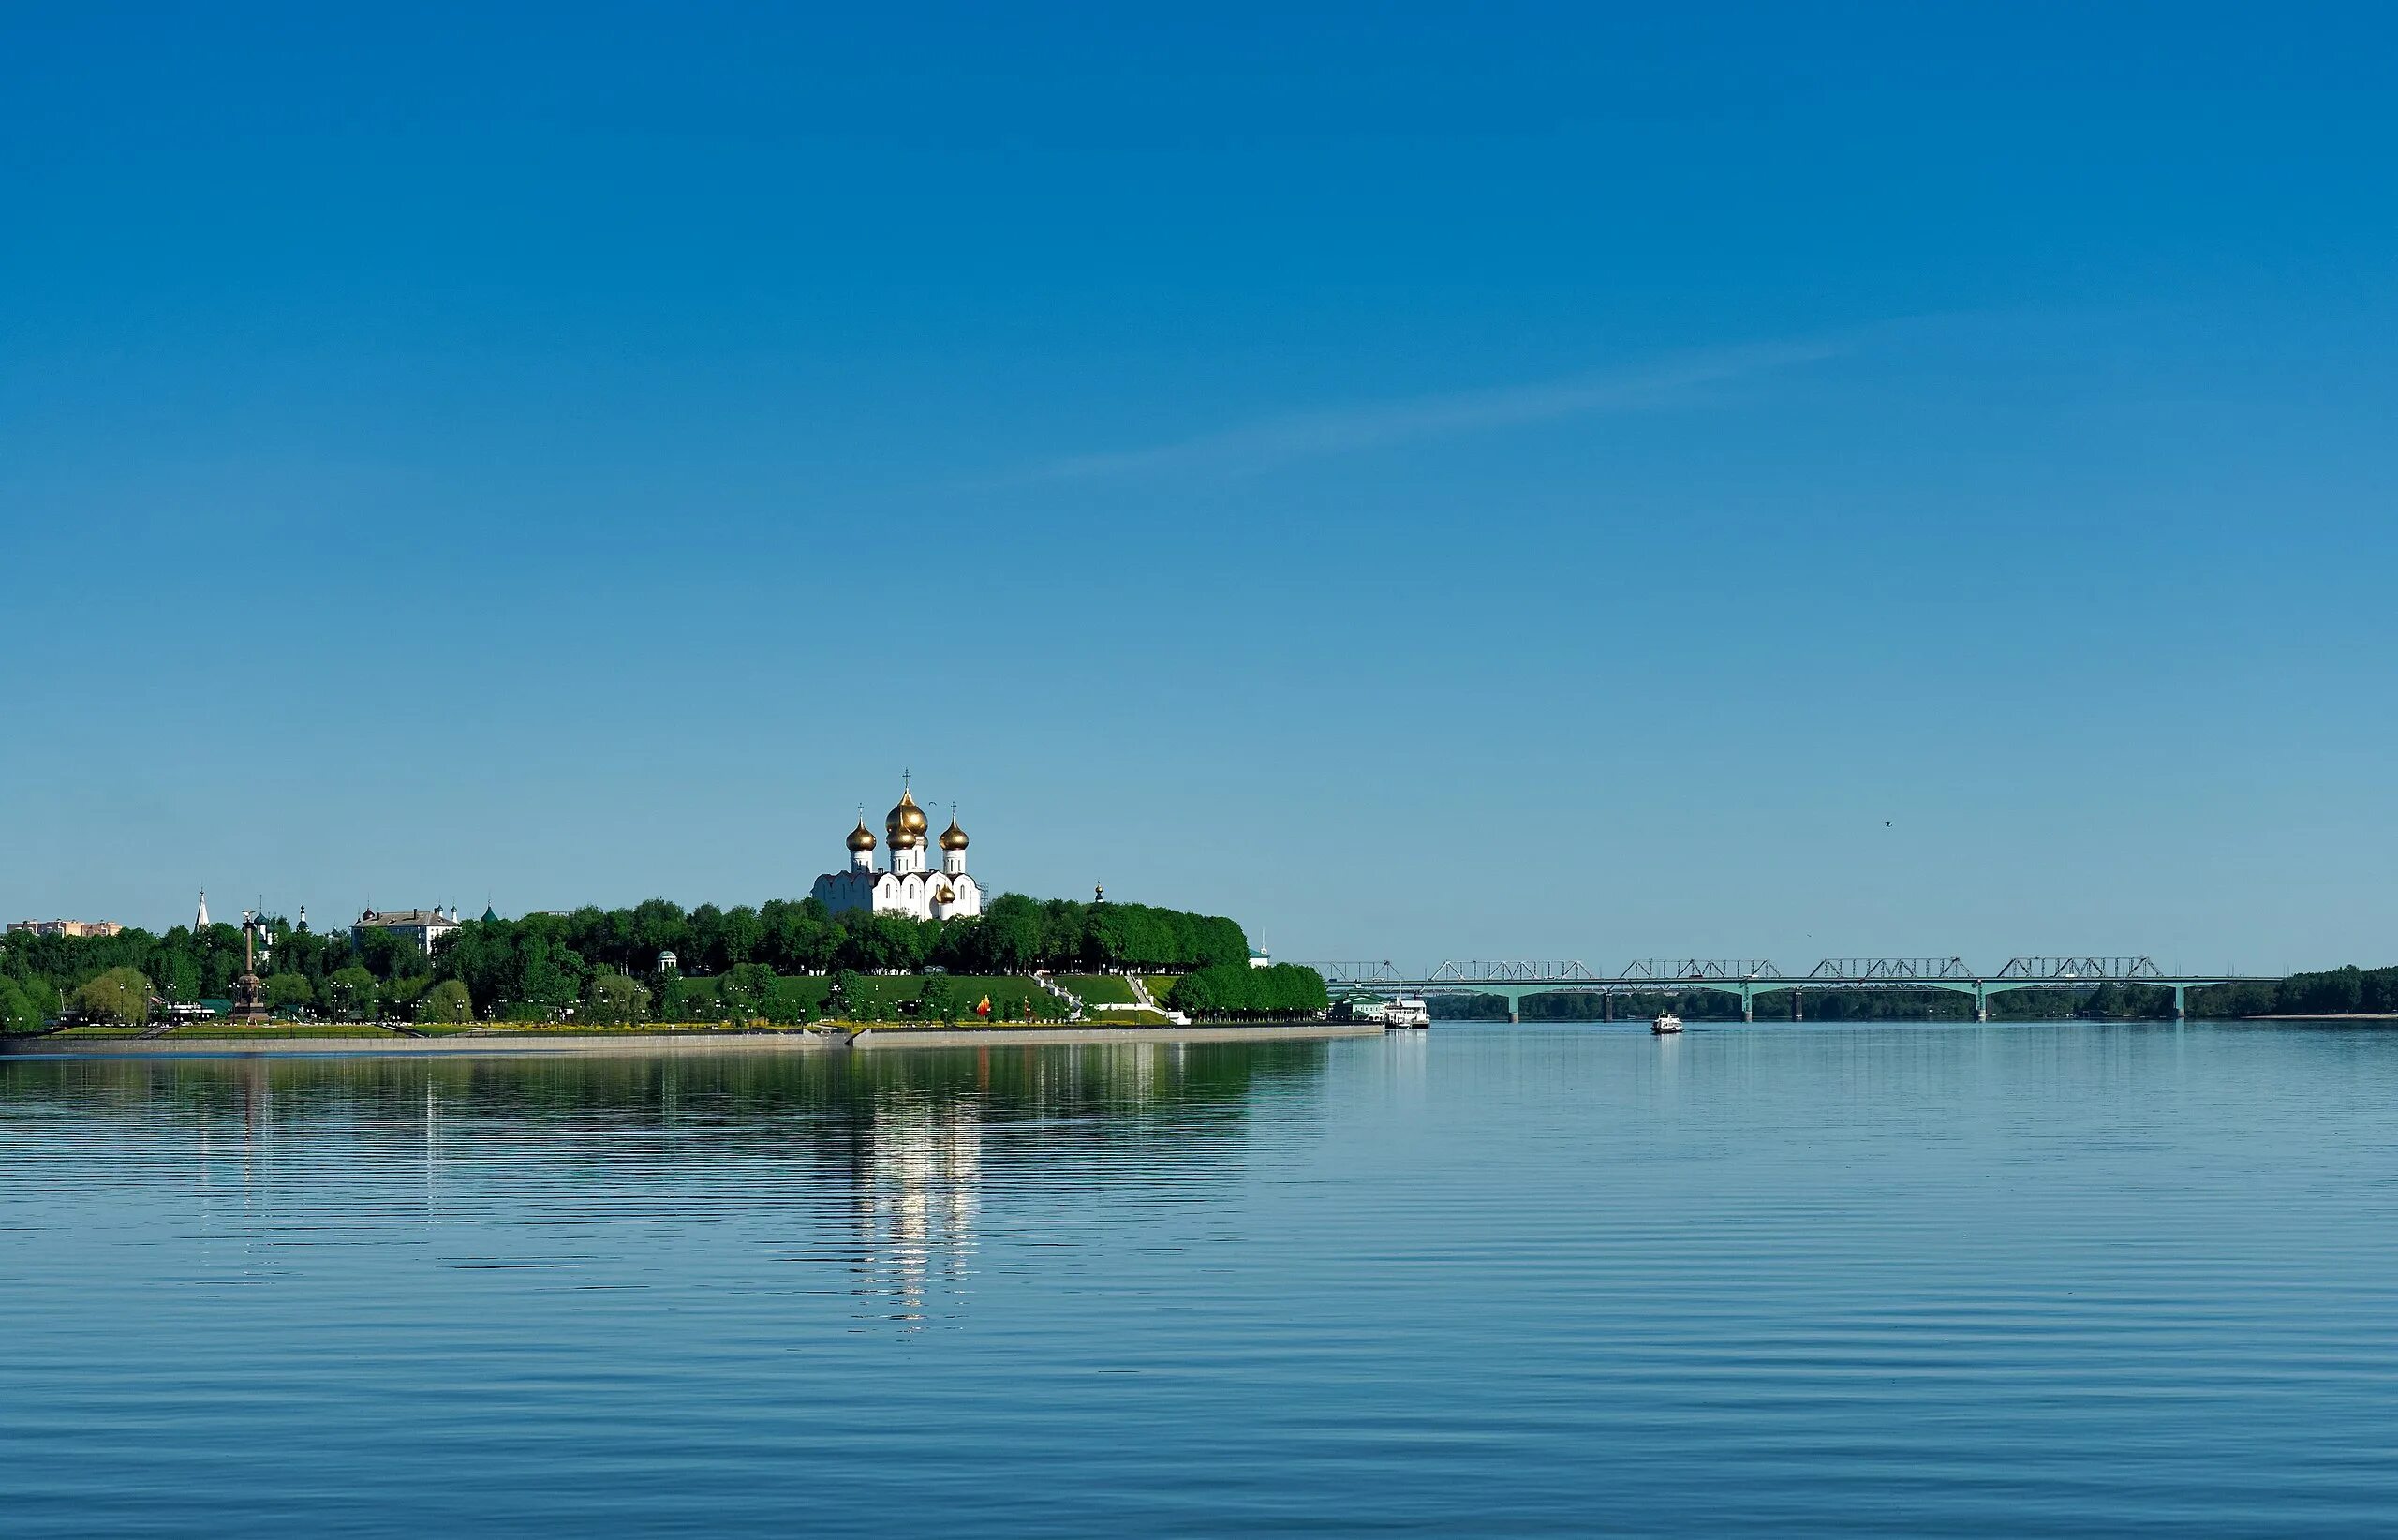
[
  {"x1": 1790, "y1": 989, "x2": 1802, "y2": 1022},
  {"x1": 1740, "y1": 985, "x2": 1755, "y2": 1023},
  {"x1": 2173, "y1": 985, "x2": 2186, "y2": 1021},
  {"x1": 1975, "y1": 985, "x2": 1989, "y2": 1023}
]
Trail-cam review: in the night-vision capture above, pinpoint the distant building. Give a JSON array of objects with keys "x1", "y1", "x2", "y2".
[
  {"x1": 353, "y1": 908, "x2": 461, "y2": 955},
  {"x1": 1248, "y1": 946, "x2": 1271, "y2": 969},
  {"x1": 7, "y1": 919, "x2": 125, "y2": 938}
]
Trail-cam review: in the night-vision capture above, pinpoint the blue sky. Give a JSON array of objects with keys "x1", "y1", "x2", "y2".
[{"x1": 4, "y1": 4, "x2": 2393, "y2": 971}]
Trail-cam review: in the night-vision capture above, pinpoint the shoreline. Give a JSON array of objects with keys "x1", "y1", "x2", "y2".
[{"x1": 0, "y1": 1022, "x2": 1383, "y2": 1058}]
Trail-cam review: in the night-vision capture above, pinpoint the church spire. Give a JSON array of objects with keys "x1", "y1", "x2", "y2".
[{"x1": 195, "y1": 889, "x2": 209, "y2": 929}]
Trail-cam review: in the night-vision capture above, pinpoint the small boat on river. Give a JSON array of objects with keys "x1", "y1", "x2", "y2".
[
  {"x1": 1384, "y1": 996, "x2": 1430, "y2": 1029},
  {"x1": 1650, "y1": 1011, "x2": 1683, "y2": 1035}
]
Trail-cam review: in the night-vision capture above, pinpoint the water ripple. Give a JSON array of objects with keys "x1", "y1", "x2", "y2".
[{"x1": 4, "y1": 1025, "x2": 2397, "y2": 1536}]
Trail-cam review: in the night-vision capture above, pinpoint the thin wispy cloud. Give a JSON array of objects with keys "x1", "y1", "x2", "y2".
[{"x1": 1024, "y1": 338, "x2": 1842, "y2": 483}]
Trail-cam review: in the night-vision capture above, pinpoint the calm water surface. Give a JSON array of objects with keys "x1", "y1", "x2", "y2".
[{"x1": 4, "y1": 1022, "x2": 2397, "y2": 1536}]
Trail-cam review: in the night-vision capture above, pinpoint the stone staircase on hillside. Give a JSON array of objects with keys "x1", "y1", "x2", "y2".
[
  {"x1": 1031, "y1": 972, "x2": 1086, "y2": 1022},
  {"x1": 1126, "y1": 973, "x2": 1192, "y2": 1026}
]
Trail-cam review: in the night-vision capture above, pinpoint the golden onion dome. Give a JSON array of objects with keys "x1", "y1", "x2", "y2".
[
  {"x1": 939, "y1": 817, "x2": 968, "y2": 851},
  {"x1": 885, "y1": 788, "x2": 929, "y2": 839},
  {"x1": 847, "y1": 818, "x2": 877, "y2": 852},
  {"x1": 936, "y1": 884, "x2": 955, "y2": 904}
]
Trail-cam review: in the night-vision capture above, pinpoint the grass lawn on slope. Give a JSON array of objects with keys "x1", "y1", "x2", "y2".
[{"x1": 1056, "y1": 974, "x2": 1140, "y2": 1005}]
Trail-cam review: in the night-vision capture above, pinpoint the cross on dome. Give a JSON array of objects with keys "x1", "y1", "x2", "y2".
[{"x1": 886, "y1": 778, "x2": 929, "y2": 845}]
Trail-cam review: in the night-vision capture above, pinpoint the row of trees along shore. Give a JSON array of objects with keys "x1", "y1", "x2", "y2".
[
  {"x1": 0, "y1": 895, "x2": 1308, "y2": 1027},
  {"x1": 1428, "y1": 966, "x2": 2398, "y2": 1022}
]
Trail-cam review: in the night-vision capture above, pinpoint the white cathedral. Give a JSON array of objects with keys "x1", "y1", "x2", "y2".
[{"x1": 810, "y1": 783, "x2": 984, "y2": 920}]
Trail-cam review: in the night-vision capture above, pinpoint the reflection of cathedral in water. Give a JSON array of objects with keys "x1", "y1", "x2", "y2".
[
  {"x1": 845, "y1": 1096, "x2": 984, "y2": 1324},
  {"x1": 43, "y1": 1039, "x2": 1339, "y2": 1332}
]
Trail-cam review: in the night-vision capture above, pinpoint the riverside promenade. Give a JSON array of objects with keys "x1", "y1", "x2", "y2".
[{"x1": 3, "y1": 1022, "x2": 1383, "y2": 1058}]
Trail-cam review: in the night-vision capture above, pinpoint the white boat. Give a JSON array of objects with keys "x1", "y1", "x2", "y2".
[
  {"x1": 1650, "y1": 1011, "x2": 1682, "y2": 1035},
  {"x1": 1384, "y1": 996, "x2": 1430, "y2": 1029}
]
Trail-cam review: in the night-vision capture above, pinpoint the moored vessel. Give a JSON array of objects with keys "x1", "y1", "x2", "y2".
[
  {"x1": 1650, "y1": 1011, "x2": 1682, "y2": 1035},
  {"x1": 1384, "y1": 996, "x2": 1430, "y2": 1029}
]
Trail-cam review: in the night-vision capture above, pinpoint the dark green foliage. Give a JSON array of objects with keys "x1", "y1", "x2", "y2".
[
  {"x1": 417, "y1": 980, "x2": 474, "y2": 1024},
  {"x1": 378, "y1": 974, "x2": 430, "y2": 1019},
  {"x1": 74, "y1": 966, "x2": 155, "y2": 1026},
  {"x1": 350, "y1": 925, "x2": 435, "y2": 983},
  {"x1": 718, "y1": 962, "x2": 776, "y2": 1022},
  {"x1": 584, "y1": 973, "x2": 652, "y2": 1026},
  {"x1": 917, "y1": 975, "x2": 959, "y2": 1024},
  {"x1": 2189, "y1": 965, "x2": 2398, "y2": 1017},
  {"x1": 426, "y1": 896, "x2": 1242, "y2": 1010},
  {"x1": 0, "y1": 976, "x2": 54, "y2": 1032},
  {"x1": 938, "y1": 896, "x2": 1247, "y2": 974},
  {"x1": 262, "y1": 972, "x2": 314, "y2": 1012},
  {"x1": 2, "y1": 892, "x2": 1249, "y2": 1023},
  {"x1": 1166, "y1": 963, "x2": 1330, "y2": 1020},
  {"x1": 324, "y1": 967, "x2": 378, "y2": 1021}
]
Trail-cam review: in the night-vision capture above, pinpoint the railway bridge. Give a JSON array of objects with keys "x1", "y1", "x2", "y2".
[{"x1": 1300, "y1": 957, "x2": 2283, "y2": 1023}]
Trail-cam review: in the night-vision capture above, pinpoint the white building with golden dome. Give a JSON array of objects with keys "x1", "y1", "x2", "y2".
[{"x1": 811, "y1": 785, "x2": 984, "y2": 920}]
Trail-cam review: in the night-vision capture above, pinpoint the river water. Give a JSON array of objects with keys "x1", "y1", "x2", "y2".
[{"x1": 4, "y1": 1022, "x2": 2396, "y2": 1536}]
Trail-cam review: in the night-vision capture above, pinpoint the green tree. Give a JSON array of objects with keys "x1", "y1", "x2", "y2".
[
  {"x1": 262, "y1": 972, "x2": 315, "y2": 1013},
  {"x1": 380, "y1": 974, "x2": 430, "y2": 1020},
  {"x1": 658, "y1": 974, "x2": 719, "y2": 1022},
  {"x1": 1167, "y1": 962, "x2": 1328, "y2": 1020},
  {"x1": 15, "y1": 976, "x2": 62, "y2": 1028},
  {"x1": 584, "y1": 972, "x2": 652, "y2": 1026},
  {"x1": 1167, "y1": 970, "x2": 1215, "y2": 1017},
  {"x1": 155, "y1": 949, "x2": 202, "y2": 1005},
  {"x1": 352, "y1": 925, "x2": 436, "y2": 983},
  {"x1": 417, "y1": 979, "x2": 475, "y2": 1024},
  {"x1": 0, "y1": 977, "x2": 44, "y2": 1033},
  {"x1": 719, "y1": 962, "x2": 775, "y2": 1022},
  {"x1": 917, "y1": 974, "x2": 959, "y2": 1025},
  {"x1": 687, "y1": 903, "x2": 727, "y2": 970},
  {"x1": 718, "y1": 905, "x2": 766, "y2": 968},
  {"x1": 324, "y1": 966, "x2": 378, "y2": 1020},
  {"x1": 764, "y1": 897, "x2": 840, "y2": 973},
  {"x1": 629, "y1": 897, "x2": 689, "y2": 964},
  {"x1": 977, "y1": 897, "x2": 1044, "y2": 972},
  {"x1": 75, "y1": 967, "x2": 155, "y2": 1026}
]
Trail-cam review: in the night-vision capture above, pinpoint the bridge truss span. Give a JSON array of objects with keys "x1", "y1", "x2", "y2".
[
  {"x1": 1427, "y1": 960, "x2": 1597, "y2": 984},
  {"x1": 1300, "y1": 961, "x2": 1403, "y2": 985},
  {"x1": 1995, "y1": 956, "x2": 2165, "y2": 981},
  {"x1": 1621, "y1": 959, "x2": 1781, "y2": 983},
  {"x1": 1809, "y1": 957, "x2": 1974, "y2": 982}
]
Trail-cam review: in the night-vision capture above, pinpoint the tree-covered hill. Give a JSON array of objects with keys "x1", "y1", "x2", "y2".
[{"x1": 1, "y1": 894, "x2": 1253, "y2": 1026}]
